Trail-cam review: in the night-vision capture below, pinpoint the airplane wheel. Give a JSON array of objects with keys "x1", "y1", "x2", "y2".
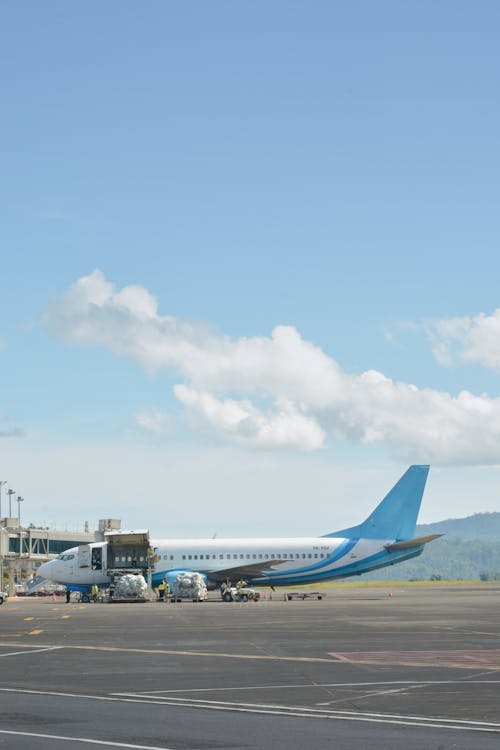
[
  {"x1": 240, "y1": 594, "x2": 248, "y2": 602},
  {"x1": 81, "y1": 594, "x2": 90, "y2": 603},
  {"x1": 223, "y1": 592, "x2": 233, "y2": 602}
]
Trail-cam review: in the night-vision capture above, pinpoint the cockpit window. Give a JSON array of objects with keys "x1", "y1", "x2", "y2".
[{"x1": 60, "y1": 554, "x2": 75, "y2": 561}]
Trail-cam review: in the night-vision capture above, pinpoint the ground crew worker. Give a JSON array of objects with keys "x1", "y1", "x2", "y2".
[
  {"x1": 236, "y1": 579, "x2": 247, "y2": 589},
  {"x1": 158, "y1": 580, "x2": 166, "y2": 601},
  {"x1": 91, "y1": 583, "x2": 99, "y2": 603},
  {"x1": 164, "y1": 580, "x2": 170, "y2": 600}
]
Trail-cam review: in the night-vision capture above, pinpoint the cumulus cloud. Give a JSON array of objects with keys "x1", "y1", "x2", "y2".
[
  {"x1": 175, "y1": 385, "x2": 326, "y2": 450},
  {"x1": 427, "y1": 309, "x2": 500, "y2": 372},
  {"x1": 44, "y1": 270, "x2": 500, "y2": 465}
]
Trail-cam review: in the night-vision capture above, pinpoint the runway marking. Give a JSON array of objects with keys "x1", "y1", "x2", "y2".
[
  {"x1": 328, "y1": 649, "x2": 500, "y2": 670},
  {"x1": 27, "y1": 629, "x2": 43, "y2": 635},
  {"x1": 0, "y1": 646, "x2": 62, "y2": 658},
  {"x1": 111, "y1": 693, "x2": 500, "y2": 732},
  {"x1": 316, "y1": 684, "x2": 428, "y2": 706},
  {"x1": 2, "y1": 640, "x2": 500, "y2": 669},
  {"x1": 0, "y1": 641, "x2": 336, "y2": 663},
  {"x1": 23, "y1": 617, "x2": 34, "y2": 621},
  {"x1": 1, "y1": 687, "x2": 499, "y2": 733},
  {"x1": 0, "y1": 730, "x2": 174, "y2": 749},
  {"x1": 61, "y1": 615, "x2": 71, "y2": 619},
  {"x1": 131, "y1": 678, "x2": 500, "y2": 695}
]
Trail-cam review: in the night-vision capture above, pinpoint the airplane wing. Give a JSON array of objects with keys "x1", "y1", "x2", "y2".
[
  {"x1": 207, "y1": 558, "x2": 287, "y2": 583},
  {"x1": 385, "y1": 534, "x2": 443, "y2": 551}
]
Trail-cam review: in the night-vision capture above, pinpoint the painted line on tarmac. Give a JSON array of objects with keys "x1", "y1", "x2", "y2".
[
  {"x1": 0, "y1": 730, "x2": 174, "y2": 749},
  {"x1": 0, "y1": 641, "x2": 336, "y2": 663},
  {"x1": 113, "y1": 693, "x2": 500, "y2": 732},
  {"x1": 132, "y1": 678, "x2": 500, "y2": 695},
  {"x1": 0, "y1": 646, "x2": 62, "y2": 658},
  {"x1": 0, "y1": 687, "x2": 499, "y2": 734}
]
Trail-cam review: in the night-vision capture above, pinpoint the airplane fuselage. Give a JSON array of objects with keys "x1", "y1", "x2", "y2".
[
  {"x1": 38, "y1": 466, "x2": 436, "y2": 592},
  {"x1": 39, "y1": 534, "x2": 424, "y2": 591}
]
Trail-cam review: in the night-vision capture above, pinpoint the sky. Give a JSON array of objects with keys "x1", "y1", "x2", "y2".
[{"x1": 1, "y1": 1, "x2": 500, "y2": 536}]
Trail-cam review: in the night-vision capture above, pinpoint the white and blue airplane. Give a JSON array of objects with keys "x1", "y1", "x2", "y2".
[{"x1": 38, "y1": 465, "x2": 440, "y2": 592}]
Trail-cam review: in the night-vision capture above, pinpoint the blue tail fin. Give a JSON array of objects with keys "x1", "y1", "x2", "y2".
[{"x1": 324, "y1": 465, "x2": 430, "y2": 541}]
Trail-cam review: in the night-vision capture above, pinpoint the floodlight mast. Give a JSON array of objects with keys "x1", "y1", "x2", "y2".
[
  {"x1": 7, "y1": 489, "x2": 15, "y2": 518},
  {"x1": 0, "y1": 480, "x2": 6, "y2": 518},
  {"x1": 17, "y1": 496, "x2": 24, "y2": 526}
]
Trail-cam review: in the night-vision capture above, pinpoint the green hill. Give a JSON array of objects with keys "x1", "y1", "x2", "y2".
[
  {"x1": 416, "y1": 512, "x2": 500, "y2": 540},
  {"x1": 360, "y1": 512, "x2": 500, "y2": 582}
]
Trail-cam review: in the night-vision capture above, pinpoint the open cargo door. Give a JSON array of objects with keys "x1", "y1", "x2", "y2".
[{"x1": 105, "y1": 529, "x2": 150, "y2": 570}]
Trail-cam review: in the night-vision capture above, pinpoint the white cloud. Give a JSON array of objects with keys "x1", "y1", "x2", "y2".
[
  {"x1": 44, "y1": 270, "x2": 500, "y2": 465},
  {"x1": 134, "y1": 409, "x2": 173, "y2": 437},
  {"x1": 175, "y1": 385, "x2": 326, "y2": 450},
  {"x1": 427, "y1": 309, "x2": 500, "y2": 372}
]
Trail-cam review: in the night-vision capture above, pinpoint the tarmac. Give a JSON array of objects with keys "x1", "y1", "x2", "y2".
[{"x1": 0, "y1": 583, "x2": 499, "y2": 749}]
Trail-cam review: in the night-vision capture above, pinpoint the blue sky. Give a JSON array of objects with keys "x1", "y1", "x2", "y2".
[{"x1": 1, "y1": 2, "x2": 500, "y2": 535}]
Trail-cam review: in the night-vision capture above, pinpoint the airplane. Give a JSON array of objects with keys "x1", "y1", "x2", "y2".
[{"x1": 37, "y1": 465, "x2": 441, "y2": 594}]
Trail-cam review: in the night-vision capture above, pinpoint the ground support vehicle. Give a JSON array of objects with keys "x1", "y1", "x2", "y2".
[
  {"x1": 286, "y1": 591, "x2": 325, "y2": 601},
  {"x1": 0, "y1": 590, "x2": 7, "y2": 605},
  {"x1": 221, "y1": 586, "x2": 261, "y2": 602}
]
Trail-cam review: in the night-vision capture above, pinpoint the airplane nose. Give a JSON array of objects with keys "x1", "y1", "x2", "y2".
[{"x1": 38, "y1": 560, "x2": 53, "y2": 579}]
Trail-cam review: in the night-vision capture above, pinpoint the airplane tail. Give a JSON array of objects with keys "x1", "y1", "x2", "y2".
[{"x1": 324, "y1": 465, "x2": 430, "y2": 541}]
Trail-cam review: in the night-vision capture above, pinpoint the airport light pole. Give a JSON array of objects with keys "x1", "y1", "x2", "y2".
[
  {"x1": 7, "y1": 489, "x2": 15, "y2": 519},
  {"x1": 17, "y1": 496, "x2": 24, "y2": 527},
  {"x1": 0, "y1": 480, "x2": 6, "y2": 518}
]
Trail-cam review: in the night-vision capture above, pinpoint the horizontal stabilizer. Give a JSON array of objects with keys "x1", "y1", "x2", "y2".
[{"x1": 385, "y1": 533, "x2": 443, "y2": 551}]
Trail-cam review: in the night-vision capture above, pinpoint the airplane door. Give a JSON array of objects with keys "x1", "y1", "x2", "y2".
[{"x1": 91, "y1": 547, "x2": 103, "y2": 570}]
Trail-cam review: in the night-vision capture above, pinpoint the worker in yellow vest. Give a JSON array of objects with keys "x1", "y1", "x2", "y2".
[{"x1": 158, "y1": 580, "x2": 166, "y2": 601}]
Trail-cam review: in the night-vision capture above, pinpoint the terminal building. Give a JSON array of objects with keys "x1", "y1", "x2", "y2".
[{"x1": 0, "y1": 517, "x2": 121, "y2": 593}]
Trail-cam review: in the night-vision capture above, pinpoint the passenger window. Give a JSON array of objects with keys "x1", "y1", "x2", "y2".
[
  {"x1": 302, "y1": 553, "x2": 306, "y2": 558},
  {"x1": 258, "y1": 554, "x2": 262, "y2": 559},
  {"x1": 246, "y1": 554, "x2": 250, "y2": 559},
  {"x1": 233, "y1": 554, "x2": 238, "y2": 560},
  {"x1": 182, "y1": 555, "x2": 186, "y2": 560},
  {"x1": 227, "y1": 554, "x2": 231, "y2": 560},
  {"x1": 170, "y1": 555, "x2": 174, "y2": 560},
  {"x1": 240, "y1": 554, "x2": 244, "y2": 559},
  {"x1": 252, "y1": 554, "x2": 256, "y2": 559},
  {"x1": 264, "y1": 554, "x2": 269, "y2": 559},
  {"x1": 219, "y1": 554, "x2": 224, "y2": 559},
  {"x1": 314, "y1": 554, "x2": 318, "y2": 558},
  {"x1": 194, "y1": 555, "x2": 198, "y2": 560},
  {"x1": 308, "y1": 553, "x2": 312, "y2": 558}
]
